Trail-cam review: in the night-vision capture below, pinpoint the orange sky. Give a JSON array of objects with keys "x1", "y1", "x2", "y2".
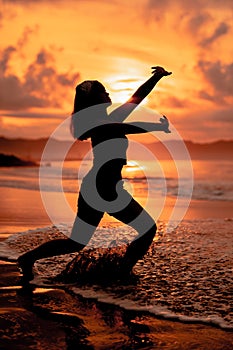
[{"x1": 0, "y1": 0, "x2": 232, "y2": 141}]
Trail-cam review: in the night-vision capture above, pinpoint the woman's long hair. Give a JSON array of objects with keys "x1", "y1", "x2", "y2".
[{"x1": 70, "y1": 80, "x2": 105, "y2": 140}]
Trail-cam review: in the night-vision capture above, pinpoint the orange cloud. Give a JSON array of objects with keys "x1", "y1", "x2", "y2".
[
  {"x1": 197, "y1": 60, "x2": 233, "y2": 104},
  {"x1": 0, "y1": 45, "x2": 79, "y2": 110},
  {"x1": 0, "y1": 0, "x2": 232, "y2": 141}
]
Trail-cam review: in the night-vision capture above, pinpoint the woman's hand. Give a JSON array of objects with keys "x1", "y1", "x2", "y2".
[
  {"x1": 159, "y1": 115, "x2": 171, "y2": 133},
  {"x1": 151, "y1": 66, "x2": 172, "y2": 76}
]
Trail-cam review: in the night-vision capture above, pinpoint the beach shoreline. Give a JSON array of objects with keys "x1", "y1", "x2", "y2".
[
  {"x1": 0, "y1": 186, "x2": 233, "y2": 235},
  {"x1": 1, "y1": 258, "x2": 233, "y2": 350},
  {"x1": 1, "y1": 184, "x2": 233, "y2": 349}
]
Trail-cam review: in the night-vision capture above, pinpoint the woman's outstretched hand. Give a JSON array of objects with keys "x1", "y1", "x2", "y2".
[
  {"x1": 151, "y1": 66, "x2": 172, "y2": 76},
  {"x1": 159, "y1": 115, "x2": 171, "y2": 133}
]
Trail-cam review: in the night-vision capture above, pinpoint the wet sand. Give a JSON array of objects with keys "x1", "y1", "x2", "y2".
[
  {"x1": 0, "y1": 229, "x2": 233, "y2": 350},
  {"x1": 1, "y1": 259, "x2": 233, "y2": 350}
]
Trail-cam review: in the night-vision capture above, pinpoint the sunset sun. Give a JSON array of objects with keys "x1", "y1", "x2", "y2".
[{"x1": 106, "y1": 75, "x2": 149, "y2": 104}]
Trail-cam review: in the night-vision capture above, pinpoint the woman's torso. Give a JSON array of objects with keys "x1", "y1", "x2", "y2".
[{"x1": 81, "y1": 127, "x2": 129, "y2": 200}]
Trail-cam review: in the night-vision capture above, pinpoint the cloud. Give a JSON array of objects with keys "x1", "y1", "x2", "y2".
[
  {"x1": 200, "y1": 22, "x2": 230, "y2": 47},
  {"x1": 2, "y1": 110, "x2": 67, "y2": 119},
  {"x1": 2, "y1": 0, "x2": 102, "y2": 5},
  {"x1": 147, "y1": 93, "x2": 190, "y2": 110},
  {"x1": 160, "y1": 96, "x2": 189, "y2": 108},
  {"x1": 171, "y1": 106, "x2": 233, "y2": 141},
  {"x1": 0, "y1": 45, "x2": 80, "y2": 110},
  {"x1": 147, "y1": 0, "x2": 233, "y2": 11},
  {"x1": 0, "y1": 11, "x2": 3, "y2": 27},
  {"x1": 0, "y1": 115, "x2": 62, "y2": 140},
  {"x1": 207, "y1": 108, "x2": 233, "y2": 123},
  {"x1": 17, "y1": 25, "x2": 39, "y2": 49},
  {"x1": 0, "y1": 74, "x2": 47, "y2": 109},
  {"x1": 187, "y1": 12, "x2": 211, "y2": 33},
  {"x1": 2, "y1": 0, "x2": 64, "y2": 3},
  {"x1": 197, "y1": 60, "x2": 233, "y2": 104},
  {"x1": 0, "y1": 46, "x2": 16, "y2": 73},
  {"x1": 198, "y1": 90, "x2": 215, "y2": 102},
  {"x1": 145, "y1": 0, "x2": 232, "y2": 53}
]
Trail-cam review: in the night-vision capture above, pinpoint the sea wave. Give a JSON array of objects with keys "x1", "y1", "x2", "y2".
[
  {"x1": 1, "y1": 219, "x2": 232, "y2": 331},
  {"x1": 1, "y1": 177, "x2": 233, "y2": 201},
  {"x1": 69, "y1": 286, "x2": 233, "y2": 330},
  {"x1": 1, "y1": 159, "x2": 233, "y2": 201}
]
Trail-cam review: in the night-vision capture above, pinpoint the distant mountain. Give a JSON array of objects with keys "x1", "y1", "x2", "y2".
[
  {"x1": 144, "y1": 140, "x2": 233, "y2": 160},
  {"x1": 0, "y1": 137, "x2": 91, "y2": 161},
  {"x1": 0, "y1": 153, "x2": 38, "y2": 167},
  {"x1": 181, "y1": 140, "x2": 233, "y2": 160},
  {"x1": 0, "y1": 136, "x2": 232, "y2": 161}
]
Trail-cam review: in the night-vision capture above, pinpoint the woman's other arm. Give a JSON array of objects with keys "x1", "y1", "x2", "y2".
[
  {"x1": 91, "y1": 116, "x2": 171, "y2": 136},
  {"x1": 124, "y1": 116, "x2": 171, "y2": 134}
]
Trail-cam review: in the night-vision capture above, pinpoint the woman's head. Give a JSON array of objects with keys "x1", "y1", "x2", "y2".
[
  {"x1": 72, "y1": 80, "x2": 111, "y2": 114},
  {"x1": 71, "y1": 80, "x2": 111, "y2": 140}
]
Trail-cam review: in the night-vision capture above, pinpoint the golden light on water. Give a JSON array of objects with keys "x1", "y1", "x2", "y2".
[{"x1": 123, "y1": 161, "x2": 146, "y2": 179}]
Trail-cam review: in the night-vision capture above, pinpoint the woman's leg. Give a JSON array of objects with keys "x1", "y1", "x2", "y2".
[
  {"x1": 18, "y1": 194, "x2": 104, "y2": 280},
  {"x1": 109, "y1": 190, "x2": 157, "y2": 269}
]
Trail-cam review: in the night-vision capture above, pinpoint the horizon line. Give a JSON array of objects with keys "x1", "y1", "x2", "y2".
[{"x1": 0, "y1": 135, "x2": 233, "y2": 145}]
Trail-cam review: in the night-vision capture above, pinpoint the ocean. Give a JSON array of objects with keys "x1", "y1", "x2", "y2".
[
  {"x1": 0, "y1": 159, "x2": 232, "y2": 331},
  {"x1": 1, "y1": 159, "x2": 232, "y2": 201}
]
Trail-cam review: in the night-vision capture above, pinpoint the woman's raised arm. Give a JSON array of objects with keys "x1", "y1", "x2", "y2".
[{"x1": 109, "y1": 67, "x2": 172, "y2": 123}]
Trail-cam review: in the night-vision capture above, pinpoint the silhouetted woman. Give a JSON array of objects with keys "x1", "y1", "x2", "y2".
[{"x1": 18, "y1": 66, "x2": 172, "y2": 280}]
